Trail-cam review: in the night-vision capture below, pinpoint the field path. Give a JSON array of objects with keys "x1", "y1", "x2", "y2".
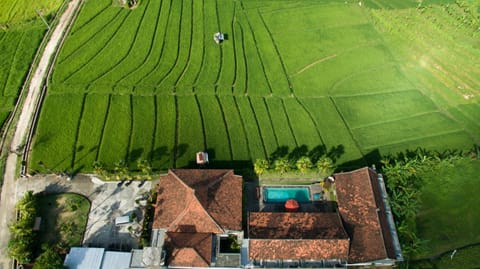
[
  {"x1": 292, "y1": 54, "x2": 337, "y2": 77},
  {"x1": 0, "y1": 0, "x2": 82, "y2": 267}
]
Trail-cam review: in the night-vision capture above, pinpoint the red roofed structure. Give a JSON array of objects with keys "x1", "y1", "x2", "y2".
[
  {"x1": 153, "y1": 169, "x2": 243, "y2": 267},
  {"x1": 153, "y1": 167, "x2": 401, "y2": 268},
  {"x1": 247, "y1": 167, "x2": 401, "y2": 267}
]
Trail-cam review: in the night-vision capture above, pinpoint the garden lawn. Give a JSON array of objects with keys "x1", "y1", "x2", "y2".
[
  {"x1": 35, "y1": 193, "x2": 90, "y2": 250},
  {"x1": 416, "y1": 158, "x2": 480, "y2": 258}
]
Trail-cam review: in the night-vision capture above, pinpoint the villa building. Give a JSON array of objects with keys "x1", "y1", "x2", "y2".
[{"x1": 64, "y1": 167, "x2": 402, "y2": 268}]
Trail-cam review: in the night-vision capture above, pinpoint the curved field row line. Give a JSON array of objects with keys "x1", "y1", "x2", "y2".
[
  {"x1": 155, "y1": 0, "x2": 187, "y2": 89},
  {"x1": 280, "y1": 98, "x2": 298, "y2": 146},
  {"x1": 172, "y1": 95, "x2": 179, "y2": 167},
  {"x1": 293, "y1": 98, "x2": 326, "y2": 146},
  {"x1": 158, "y1": 0, "x2": 193, "y2": 89},
  {"x1": 212, "y1": 0, "x2": 223, "y2": 87},
  {"x1": 4, "y1": 0, "x2": 18, "y2": 25},
  {"x1": 149, "y1": 95, "x2": 158, "y2": 163},
  {"x1": 125, "y1": 94, "x2": 134, "y2": 163},
  {"x1": 57, "y1": 8, "x2": 122, "y2": 66},
  {"x1": 404, "y1": 16, "x2": 480, "y2": 91},
  {"x1": 328, "y1": 96, "x2": 365, "y2": 156},
  {"x1": 70, "y1": 93, "x2": 87, "y2": 169},
  {"x1": 69, "y1": 4, "x2": 111, "y2": 36},
  {"x1": 135, "y1": 0, "x2": 175, "y2": 86},
  {"x1": 244, "y1": 14, "x2": 272, "y2": 95},
  {"x1": 331, "y1": 87, "x2": 418, "y2": 98},
  {"x1": 94, "y1": 94, "x2": 112, "y2": 161},
  {"x1": 61, "y1": 11, "x2": 131, "y2": 83},
  {"x1": 216, "y1": 96, "x2": 234, "y2": 160},
  {"x1": 236, "y1": 22, "x2": 248, "y2": 95},
  {"x1": 1, "y1": 32, "x2": 26, "y2": 96},
  {"x1": 257, "y1": 11, "x2": 293, "y2": 93},
  {"x1": 174, "y1": 0, "x2": 195, "y2": 87},
  {"x1": 0, "y1": 33, "x2": 8, "y2": 47},
  {"x1": 374, "y1": 9, "x2": 480, "y2": 92},
  {"x1": 231, "y1": 96, "x2": 253, "y2": 158},
  {"x1": 229, "y1": 3, "x2": 238, "y2": 91},
  {"x1": 350, "y1": 110, "x2": 440, "y2": 130},
  {"x1": 242, "y1": 97, "x2": 268, "y2": 157},
  {"x1": 115, "y1": 0, "x2": 170, "y2": 86},
  {"x1": 194, "y1": 94, "x2": 207, "y2": 149},
  {"x1": 362, "y1": 129, "x2": 466, "y2": 152},
  {"x1": 328, "y1": 63, "x2": 406, "y2": 95},
  {"x1": 260, "y1": 98, "x2": 279, "y2": 147},
  {"x1": 88, "y1": 0, "x2": 152, "y2": 85},
  {"x1": 191, "y1": 0, "x2": 206, "y2": 89},
  {"x1": 455, "y1": 105, "x2": 480, "y2": 129},
  {"x1": 247, "y1": 99, "x2": 271, "y2": 152}
]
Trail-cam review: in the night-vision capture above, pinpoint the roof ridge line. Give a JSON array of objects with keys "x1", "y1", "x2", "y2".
[
  {"x1": 167, "y1": 170, "x2": 224, "y2": 233},
  {"x1": 206, "y1": 170, "x2": 231, "y2": 189},
  {"x1": 169, "y1": 169, "x2": 194, "y2": 191},
  {"x1": 168, "y1": 189, "x2": 196, "y2": 231}
]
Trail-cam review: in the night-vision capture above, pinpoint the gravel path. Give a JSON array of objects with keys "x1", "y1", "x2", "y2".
[{"x1": 0, "y1": 0, "x2": 82, "y2": 267}]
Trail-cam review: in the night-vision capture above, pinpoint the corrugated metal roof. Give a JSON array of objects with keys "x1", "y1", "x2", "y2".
[
  {"x1": 100, "y1": 251, "x2": 132, "y2": 269},
  {"x1": 64, "y1": 247, "x2": 104, "y2": 269}
]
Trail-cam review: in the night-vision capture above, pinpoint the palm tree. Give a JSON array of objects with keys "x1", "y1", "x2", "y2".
[
  {"x1": 316, "y1": 156, "x2": 334, "y2": 176},
  {"x1": 93, "y1": 161, "x2": 106, "y2": 177},
  {"x1": 254, "y1": 159, "x2": 269, "y2": 176},
  {"x1": 296, "y1": 156, "x2": 312, "y2": 174},
  {"x1": 137, "y1": 159, "x2": 152, "y2": 181},
  {"x1": 113, "y1": 160, "x2": 128, "y2": 181},
  {"x1": 274, "y1": 158, "x2": 290, "y2": 175}
]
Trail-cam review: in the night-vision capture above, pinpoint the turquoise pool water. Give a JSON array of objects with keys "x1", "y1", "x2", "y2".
[{"x1": 263, "y1": 187, "x2": 311, "y2": 203}]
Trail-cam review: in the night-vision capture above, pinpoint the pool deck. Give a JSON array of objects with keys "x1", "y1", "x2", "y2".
[{"x1": 245, "y1": 183, "x2": 336, "y2": 213}]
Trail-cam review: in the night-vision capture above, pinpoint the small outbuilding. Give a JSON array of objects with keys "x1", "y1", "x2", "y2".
[
  {"x1": 214, "y1": 32, "x2": 224, "y2": 44},
  {"x1": 196, "y1": 151, "x2": 209, "y2": 165}
]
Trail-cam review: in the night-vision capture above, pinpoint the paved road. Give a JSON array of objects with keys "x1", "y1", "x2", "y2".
[{"x1": 0, "y1": 0, "x2": 82, "y2": 267}]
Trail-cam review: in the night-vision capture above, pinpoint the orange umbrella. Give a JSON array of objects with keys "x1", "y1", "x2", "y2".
[{"x1": 285, "y1": 199, "x2": 299, "y2": 212}]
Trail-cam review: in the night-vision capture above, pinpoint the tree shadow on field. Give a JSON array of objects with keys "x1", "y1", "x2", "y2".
[
  {"x1": 149, "y1": 146, "x2": 168, "y2": 162},
  {"x1": 128, "y1": 148, "x2": 144, "y2": 166},
  {"x1": 326, "y1": 145, "x2": 345, "y2": 163},
  {"x1": 337, "y1": 149, "x2": 379, "y2": 171},
  {"x1": 175, "y1": 143, "x2": 189, "y2": 159},
  {"x1": 288, "y1": 145, "x2": 309, "y2": 162},
  {"x1": 269, "y1": 146, "x2": 289, "y2": 160},
  {"x1": 308, "y1": 145, "x2": 327, "y2": 163}
]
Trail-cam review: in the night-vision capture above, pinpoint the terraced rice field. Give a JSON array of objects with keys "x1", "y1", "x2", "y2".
[{"x1": 29, "y1": 0, "x2": 480, "y2": 172}]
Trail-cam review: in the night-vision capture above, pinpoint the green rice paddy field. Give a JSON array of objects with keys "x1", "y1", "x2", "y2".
[
  {"x1": 0, "y1": 0, "x2": 63, "y2": 130},
  {"x1": 29, "y1": 0, "x2": 480, "y2": 172}
]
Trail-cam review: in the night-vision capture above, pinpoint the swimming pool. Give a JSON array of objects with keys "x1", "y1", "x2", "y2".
[{"x1": 263, "y1": 187, "x2": 311, "y2": 203}]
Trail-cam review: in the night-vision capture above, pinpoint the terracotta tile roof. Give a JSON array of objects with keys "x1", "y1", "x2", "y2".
[
  {"x1": 153, "y1": 169, "x2": 242, "y2": 267},
  {"x1": 166, "y1": 232, "x2": 213, "y2": 267},
  {"x1": 249, "y1": 212, "x2": 349, "y2": 239},
  {"x1": 249, "y1": 239, "x2": 349, "y2": 261},
  {"x1": 334, "y1": 167, "x2": 395, "y2": 263},
  {"x1": 248, "y1": 212, "x2": 349, "y2": 261},
  {"x1": 152, "y1": 169, "x2": 243, "y2": 232}
]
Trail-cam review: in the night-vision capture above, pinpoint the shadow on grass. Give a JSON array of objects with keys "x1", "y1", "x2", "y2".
[{"x1": 34, "y1": 193, "x2": 90, "y2": 255}]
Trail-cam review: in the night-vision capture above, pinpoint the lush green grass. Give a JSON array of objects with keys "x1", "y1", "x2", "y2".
[
  {"x1": 416, "y1": 158, "x2": 480, "y2": 258},
  {"x1": 0, "y1": 25, "x2": 46, "y2": 129},
  {"x1": 0, "y1": 0, "x2": 62, "y2": 25},
  {"x1": 29, "y1": 0, "x2": 480, "y2": 174},
  {"x1": 36, "y1": 193, "x2": 90, "y2": 250}
]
